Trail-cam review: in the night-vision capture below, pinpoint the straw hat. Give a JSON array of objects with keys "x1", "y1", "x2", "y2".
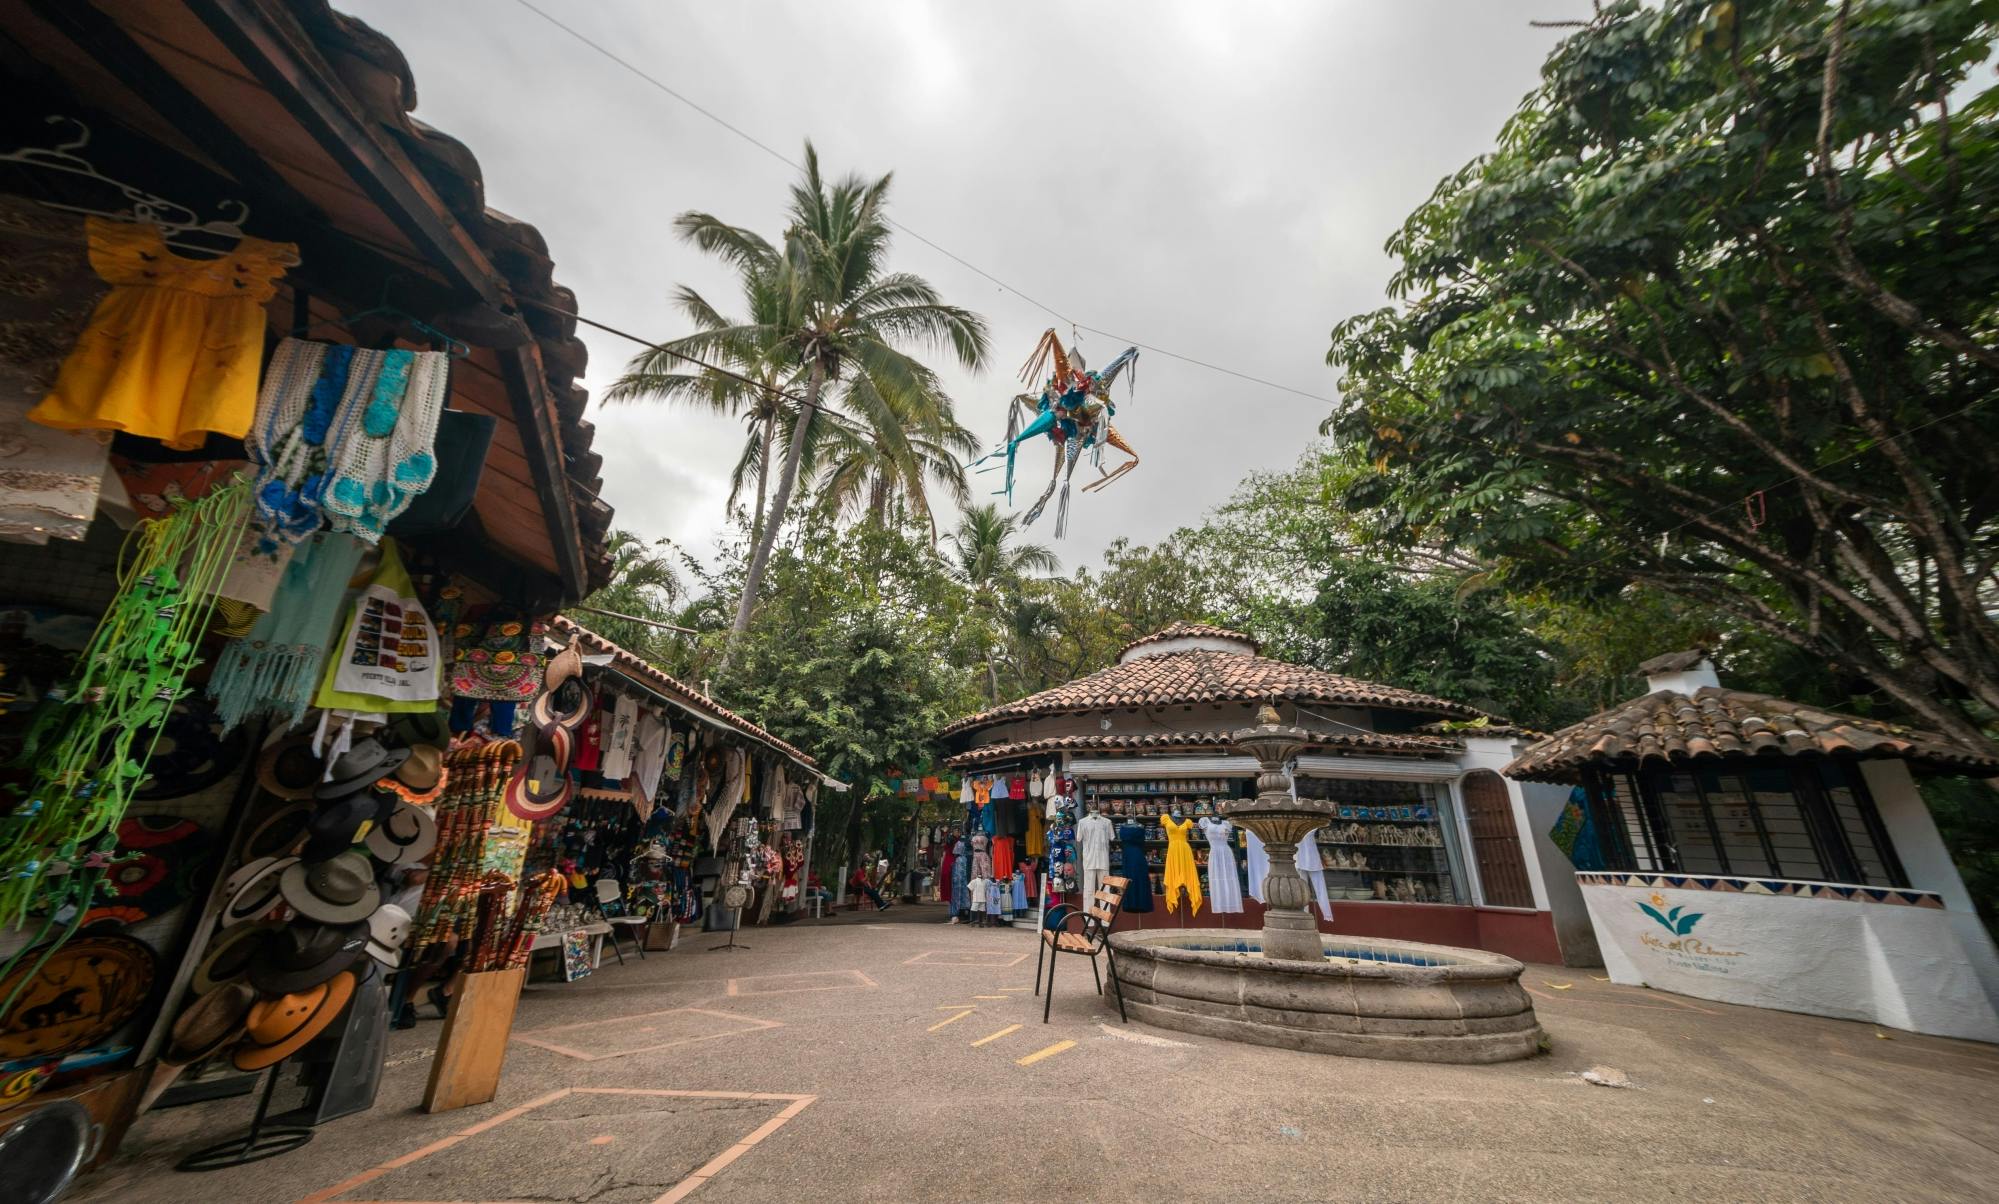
[
  {"x1": 190, "y1": 922, "x2": 278, "y2": 994},
  {"x1": 395, "y1": 745, "x2": 444, "y2": 791},
  {"x1": 161, "y1": 981, "x2": 256, "y2": 1067},
  {"x1": 255, "y1": 733, "x2": 321, "y2": 801},
  {"x1": 247, "y1": 920, "x2": 369, "y2": 995},
  {"x1": 363, "y1": 802, "x2": 436, "y2": 866},
  {"x1": 231, "y1": 971, "x2": 356, "y2": 1071},
  {"x1": 220, "y1": 857, "x2": 296, "y2": 928},
  {"x1": 278, "y1": 852, "x2": 381, "y2": 924}
]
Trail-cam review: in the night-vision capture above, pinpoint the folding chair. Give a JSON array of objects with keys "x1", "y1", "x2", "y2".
[
  {"x1": 592, "y1": 878, "x2": 647, "y2": 963},
  {"x1": 1034, "y1": 874, "x2": 1128, "y2": 1024}
]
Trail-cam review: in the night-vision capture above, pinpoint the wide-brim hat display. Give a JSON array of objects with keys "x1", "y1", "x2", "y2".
[
  {"x1": 364, "y1": 801, "x2": 437, "y2": 866},
  {"x1": 387, "y1": 707, "x2": 450, "y2": 749},
  {"x1": 395, "y1": 744, "x2": 444, "y2": 791},
  {"x1": 231, "y1": 970, "x2": 356, "y2": 1071},
  {"x1": 301, "y1": 791, "x2": 379, "y2": 862},
  {"x1": 364, "y1": 903, "x2": 411, "y2": 967},
  {"x1": 314, "y1": 738, "x2": 410, "y2": 799},
  {"x1": 278, "y1": 851, "x2": 381, "y2": 924},
  {"x1": 504, "y1": 727, "x2": 575, "y2": 822},
  {"x1": 220, "y1": 856, "x2": 296, "y2": 928},
  {"x1": 190, "y1": 921, "x2": 279, "y2": 994},
  {"x1": 162, "y1": 981, "x2": 256, "y2": 1067},
  {"x1": 247, "y1": 920, "x2": 369, "y2": 995},
  {"x1": 242, "y1": 800, "x2": 313, "y2": 860},
  {"x1": 255, "y1": 732, "x2": 322, "y2": 801}
]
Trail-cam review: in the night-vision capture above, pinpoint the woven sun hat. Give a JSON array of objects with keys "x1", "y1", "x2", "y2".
[
  {"x1": 364, "y1": 904, "x2": 412, "y2": 967},
  {"x1": 220, "y1": 856, "x2": 296, "y2": 928},
  {"x1": 190, "y1": 921, "x2": 280, "y2": 994},
  {"x1": 255, "y1": 732, "x2": 321, "y2": 801},
  {"x1": 231, "y1": 970, "x2": 357, "y2": 1071},
  {"x1": 394, "y1": 744, "x2": 444, "y2": 791},
  {"x1": 247, "y1": 920, "x2": 369, "y2": 995},
  {"x1": 278, "y1": 851, "x2": 382, "y2": 924},
  {"x1": 314, "y1": 738, "x2": 410, "y2": 799},
  {"x1": 242, "y1": 800, "x2": 312, "y2": 860},
  {"x1": 363, "y1": 801, "x2": 436, "y2": 866},
  {"x1": 161, "y1": 981, "x2": 256, "y2": 1067}
]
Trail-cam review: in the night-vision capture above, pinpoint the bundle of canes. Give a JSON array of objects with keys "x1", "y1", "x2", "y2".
[
  {"x1": 464, "y1": 871, "x2": 517, "y2": 972},
  {"x1": 412, "y1": 740, "x2": 520, "y2": 954},
  {"x1": 500, "y1": 871, "x2": 565, "y2": 970}
]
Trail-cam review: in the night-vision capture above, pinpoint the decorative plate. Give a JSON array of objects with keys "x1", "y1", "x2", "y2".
[{"x1": 0, "y1": 935, "x2": 157, "y2": 1059}]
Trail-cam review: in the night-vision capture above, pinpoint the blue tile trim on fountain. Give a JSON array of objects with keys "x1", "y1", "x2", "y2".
[{"x1": 1574, "y1": 872, "x2": 1946, "y2": 909}]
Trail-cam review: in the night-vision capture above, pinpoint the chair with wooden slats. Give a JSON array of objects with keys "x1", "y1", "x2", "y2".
[{"x1": 1034, "y1": 875, "x2": 1129, "y2": 1023}]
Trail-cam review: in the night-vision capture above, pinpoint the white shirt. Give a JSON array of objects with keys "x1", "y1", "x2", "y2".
[{"x1": 1076, "y1": 812, "x2": 1114, "y2": 870}]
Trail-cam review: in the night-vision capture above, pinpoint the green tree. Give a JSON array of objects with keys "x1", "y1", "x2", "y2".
[
  {"x1": 569, "y1": 529, "x2": 691, "y2": 667},
  {"x1": 1325, "y1": 0, "x2": 1999, "y2": 761},
  {"x1": 672, "y1": 144, "x2": 990, "y2": 653},
  {"x1": 944, "y1": 502, "x2": 1059, "y2": 702}
]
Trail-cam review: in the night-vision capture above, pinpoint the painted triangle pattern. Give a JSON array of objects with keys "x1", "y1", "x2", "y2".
[{"x1": 1573, "y1": 871, "x2": 1944, "y2": 908}]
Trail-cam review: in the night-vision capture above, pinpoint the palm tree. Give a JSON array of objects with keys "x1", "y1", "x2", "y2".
[
  {"x1": 603, "y1": 262, "x2": 803, "y2": 547},
  {"x1": 946, "y1": 502, "x2": 1059, "y2": 702},
  {"x1": 570, "y1": 529, "x2": 687, "y2": 664},
  {"x1": 813, "y1": 400, "x2": 981, "y2": 534},
  {"x1": 671, "y1": 143, "x2": 990, "y2": 652}
]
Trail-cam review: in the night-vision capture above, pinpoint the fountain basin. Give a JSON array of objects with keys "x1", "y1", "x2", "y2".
[{"x1": 1109, "y1": 929, "x2": 1544, "y2": 1063}]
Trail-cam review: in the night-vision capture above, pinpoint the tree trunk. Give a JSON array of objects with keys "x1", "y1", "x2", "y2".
[
  {"x1": 726, "y1": 359, "x2": 824, "y2": 657},
  {"x1": 749, "y1": 409, "x2": 775, "y2": 550}
]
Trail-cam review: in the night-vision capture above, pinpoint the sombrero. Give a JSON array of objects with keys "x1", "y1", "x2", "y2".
[
  {"x1": 278, "y1": 852, "x2": 381, "y2": 924},
  {"x1": 231, "y1": 970, "x2": 356, "y2": 1071},
  {"x1": 247, "y1": 920, "x2": 369, "y2": 994},
  {"x1": 242, "y1": 801, "x2": 313, "y2": 860},
  {"x1": 190, "y1": 921, "x2": 279, "y2": 994},
  {"x1": 363, "y1": 801, "x2": 437, "y2": 866},
  {"x1": 162, "y1": 982, "x2": 256, "y2": 1067},
  {"x1": 255, "y1": 732, "x2": 322, "y2": 801},
  {"x1": 220, "y1": 856, "x2": 295, "y2": 927}
]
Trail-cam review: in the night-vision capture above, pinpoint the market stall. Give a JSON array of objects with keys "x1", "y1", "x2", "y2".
[
  {"x1": 0, "y1": 0, "x2": 617, "y2": 1174},
  {"x1": 940, "y1": 622, "x2": 1600, "y2": 966}
]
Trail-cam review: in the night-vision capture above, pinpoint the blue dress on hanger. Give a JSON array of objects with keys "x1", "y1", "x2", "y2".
[{"x1": 1117, "y1": 822, "x2": 1154, "y2": 913}]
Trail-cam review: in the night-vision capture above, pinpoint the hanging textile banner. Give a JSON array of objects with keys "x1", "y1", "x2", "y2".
[{"x1": 315, "y1": 538, "x2": 439, "y2": 712}]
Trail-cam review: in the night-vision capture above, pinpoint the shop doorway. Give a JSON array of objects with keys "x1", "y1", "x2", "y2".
[{"x1": 1461, "y1": 771, "x2": 1535, "y2": 909}]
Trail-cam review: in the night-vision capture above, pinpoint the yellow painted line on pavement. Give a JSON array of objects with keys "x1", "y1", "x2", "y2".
[
  {"x1": 970, "y1": 1024, "x2": 1021, "y2": 1047},
  {"x1": 937, "y1": 1004, "x2": 981, "y2": 1010},
  {"x1": 973, "y1": 994, "x2": 1010, "y2": 1000},
  {"x1": 928, "y1": 1009, "x2": 976, "y2": 1032},
  {"x1": 1016, "y1": 1040, "x2": 1076, "y2": 1066}
]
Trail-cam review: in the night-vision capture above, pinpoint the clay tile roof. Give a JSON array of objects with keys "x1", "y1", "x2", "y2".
[
  {"x1": 1117, "y1": 621, "x2": 1260, "y2": 659},
  {"x1": 939, "y1": 647, "x2": 1481, "y2": 740},
  {"x1": 1636, "y1": 648, "x2": 1712, "y2": 675},
  {"x1": 942, "y1": 729, "x2": 1463, "y2": 769},
  {"x1": 551, "y1": 616, "x2": 814, "y2": 769},
  {"x1": 1504, "y1": 686, "x2": 1999, "y2": 783}
]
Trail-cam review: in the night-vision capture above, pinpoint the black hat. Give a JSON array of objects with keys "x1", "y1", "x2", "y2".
[
  {"x1": 314, "y1": 739, "x2": 410, "y2": 799},
  {"x1": 246, "y1": 920, "x2": 370, "y2": 994},
  {"x1": 300, "y1": 791, "x2": 381, "y2": 862}
]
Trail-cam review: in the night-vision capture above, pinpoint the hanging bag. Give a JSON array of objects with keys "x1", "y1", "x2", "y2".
[{"x1": 313, "y1": 538, "x2": 440, "y2": 713}]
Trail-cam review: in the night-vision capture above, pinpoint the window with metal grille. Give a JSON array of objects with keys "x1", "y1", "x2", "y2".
[{"x1": 1580, "y1": 762, "x2": 1906, "y2": 887}]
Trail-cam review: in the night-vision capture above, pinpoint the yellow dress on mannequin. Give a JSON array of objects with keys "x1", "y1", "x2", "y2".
[{"x1": 1159, "y1": 814, "x2": 1203, "y2": 914}]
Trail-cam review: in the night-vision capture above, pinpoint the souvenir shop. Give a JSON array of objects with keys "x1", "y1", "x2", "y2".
[
  {"x1": 938, "y1": 767, "x2": 1057, "y2": 926},
  {"x1": 0, "y1": 1, "x2": 627, "y2": 1180},
  {"x1": 940, "y1": 622, "x2": 1605, "y2": 966}
]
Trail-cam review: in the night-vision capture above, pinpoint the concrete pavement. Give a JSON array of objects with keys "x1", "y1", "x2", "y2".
[{"x1": 72, "y1": 902, "x2": 1999, "y2": 1203}]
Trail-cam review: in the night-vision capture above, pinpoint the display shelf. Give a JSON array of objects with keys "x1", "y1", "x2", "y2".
[{"x1": 1316, "y1": 840, "x2": 1445, "y2": 850}]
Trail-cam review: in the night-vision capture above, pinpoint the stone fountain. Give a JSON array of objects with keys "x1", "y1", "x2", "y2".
[{"x1": 1104, "y1": 704, "x2": 1546, "y2": 1063}]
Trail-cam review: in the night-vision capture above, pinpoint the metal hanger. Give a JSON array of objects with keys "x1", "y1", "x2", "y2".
[
  {"x1": 289, "y1": 277, "x2": 471, "y2": 359},
  {"x1": 0, "y1": 115, "x2": 264, "y2": 259}
]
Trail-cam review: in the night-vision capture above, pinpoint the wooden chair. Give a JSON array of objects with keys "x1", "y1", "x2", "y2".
[{"x1": 1034, "y1": 875, "x2": 1129, "y2": 1024}]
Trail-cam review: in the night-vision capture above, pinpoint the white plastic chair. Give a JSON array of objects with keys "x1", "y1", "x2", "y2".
[{"x1": 594, "y1": 878, "x2": 649, "y2": 961}]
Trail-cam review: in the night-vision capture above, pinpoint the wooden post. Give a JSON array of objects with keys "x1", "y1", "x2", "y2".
[{"x1": 421, "y1": 967, "x2": 527, "y2": 1113}]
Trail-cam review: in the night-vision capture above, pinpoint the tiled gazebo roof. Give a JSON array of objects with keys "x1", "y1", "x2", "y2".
[
  {"x1": 940, "y1": 626, "x2": 1482, "y2": 740},
  {"x1": 1504, "y1": 686, "x2": 1999, "y2": 783},
  {"x1": 1117, "y1": 621, "x2": 1259, "y2": 659},
  {"x1": 942, "y1": 728, "x2": 1464, "y2": 769}
]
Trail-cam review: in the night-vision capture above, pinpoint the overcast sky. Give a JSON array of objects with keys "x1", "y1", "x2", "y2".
[{"x1": 342, "y1": 0, "x2": 1581, "y2": 575}]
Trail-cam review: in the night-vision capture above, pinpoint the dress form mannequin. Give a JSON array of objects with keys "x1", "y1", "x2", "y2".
[
  {"x1": 1199, "y1": 815, "x2": 1243, "y2": 914},
  {"x1": 1159, "y1": 807, "x2": 1202, "y2": 916}
]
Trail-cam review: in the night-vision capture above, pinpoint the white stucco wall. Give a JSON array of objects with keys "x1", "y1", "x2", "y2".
[
  {"x1": 1460, "y1": 736, "x2": 1603, "y2": 967},
  {"x1": 1859, "y1": 760, "x2": 1977, "y2": 911}
]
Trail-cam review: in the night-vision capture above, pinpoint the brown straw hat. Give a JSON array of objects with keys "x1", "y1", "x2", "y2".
[{"x1": 162, "y1": 981, "x2": 256, "y2": 1067}]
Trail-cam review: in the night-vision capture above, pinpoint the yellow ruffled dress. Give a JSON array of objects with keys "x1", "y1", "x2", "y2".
[
  {"x1": 31, "y1": 219, "x2": 297, "y2": 449},
  {"x1": 1160, "y1": 815, "x2": 1204, "y2": 914}
]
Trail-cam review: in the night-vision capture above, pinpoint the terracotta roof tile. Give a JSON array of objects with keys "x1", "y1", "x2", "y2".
[
  {"x1": 940, "y1": 647, "x2": 1481, "y2": 740},
  {"x1": 1117, "y1": 621, "x2": 1259, "y2": 659},
  {"x1": 1504, "y1": 687, "x2": 1998, "y2": 782},
  {"x1": 551, "y1": 616, "x2": 815, "y2": 768},
  {"x1": 943, "y1": 729, "x2": 1463, "y2": 769}
]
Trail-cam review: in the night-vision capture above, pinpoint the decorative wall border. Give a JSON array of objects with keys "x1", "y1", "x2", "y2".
[{"x1": 1576, "y1": 872, "x2": 1945, "y2": 909}]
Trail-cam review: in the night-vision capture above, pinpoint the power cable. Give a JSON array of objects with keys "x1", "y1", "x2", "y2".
[{"x1": 507, "y1": 0, "x2": 1337, "y2": 407}]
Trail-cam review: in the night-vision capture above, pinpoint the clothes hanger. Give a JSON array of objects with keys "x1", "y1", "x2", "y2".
[
  {"x1": 0, "y1": 115, "x2": 272, "y2": 262},
  {"x1": 289, "y1": 275, "x2": 471, "y2": 359}
]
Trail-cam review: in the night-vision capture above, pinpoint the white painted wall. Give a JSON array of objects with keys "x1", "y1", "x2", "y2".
[
  {"x1": 1461, "y1": 735, "x2": 1603, "y2": 967},
  {"x1": 1118, "y1": 633, "x2": 1258, "y2": 662},
  {"x1": 1860, "y1": 760, "x2": 1977, "y2": 912}
]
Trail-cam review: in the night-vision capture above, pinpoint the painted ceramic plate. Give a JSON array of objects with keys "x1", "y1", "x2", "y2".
[{"x1": 0, "y1": 935, "x2": 157, "y2": 1060}]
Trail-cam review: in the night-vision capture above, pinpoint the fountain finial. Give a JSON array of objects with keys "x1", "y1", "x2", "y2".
[{"x1": 1255, "y1": 702, "x2": 1282, "y2": 727}]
